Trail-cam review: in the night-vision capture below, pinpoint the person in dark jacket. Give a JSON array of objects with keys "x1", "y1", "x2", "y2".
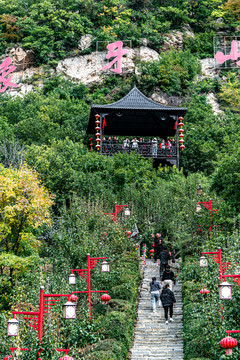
[
  {"x1": 161, "y1": 265, "x2": 176, "y2": 290},
  {"x1": 159, "y1": 248, "x2": 171, "y2": 277},
  {"x1": 149, "y1": 277, "x2": 161, "y2": 313},
  {"x1": 154, "y1": 233, "x2": 164, "y2": 262},
  {"x1": 160, "y1": 283, "x2": 176, "y2": 324}
]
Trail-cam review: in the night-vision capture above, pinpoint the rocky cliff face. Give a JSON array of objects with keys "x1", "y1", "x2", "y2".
[{"x1": 5, "y1": 33, "x2": 222, "y2": 114}]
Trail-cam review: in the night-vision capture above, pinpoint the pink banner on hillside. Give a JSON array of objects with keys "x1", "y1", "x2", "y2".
[
  {"x1": 101, "y1": 41, "x2": 128, "y2": 74},
  {"x1": 0, "y1": 57, "x2": 18, "y2": 92}
]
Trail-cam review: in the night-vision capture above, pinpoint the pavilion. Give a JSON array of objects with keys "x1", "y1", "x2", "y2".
[{"x1": 86, "y1": 87, "x2": 187, "y2": 169}]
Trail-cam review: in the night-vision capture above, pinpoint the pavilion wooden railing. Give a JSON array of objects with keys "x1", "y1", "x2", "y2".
[{"x1": 99, "y1": 143, "x2": 177, "y2": 159}]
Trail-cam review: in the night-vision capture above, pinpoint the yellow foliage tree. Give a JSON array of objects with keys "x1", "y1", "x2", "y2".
[
  {"x1": 0, "y1": 164, "x2": 54, "y2": 282},
  {"x1": 223, "y1": 0, "x2": 240, "y2": 20},
  {"x1": 218, "y1": 73, "x2": 240, "y2": 112}
]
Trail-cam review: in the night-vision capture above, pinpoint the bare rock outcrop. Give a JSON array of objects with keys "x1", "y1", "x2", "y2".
[
  {"x1": 161, "y1": 29, "x2": 194, "y2": 52},
  {"x1": 8, "y1": 47, "x2": 35, "y2": 71},
  {"x1": 206, "y1": 92, "x2": 224, "y2": 115},
  {"x1": 139, "y1": 46, "x2": 159, "y2": 62},
  {"x1": 200, "y1": 58, "x2": 221, "y2": 78},
  {"x1": 151, "y1": 92, "x2": 183, "y2": 107},
  {"x1": 78, "y1": 34, "x2": 93, "y2": 51}
]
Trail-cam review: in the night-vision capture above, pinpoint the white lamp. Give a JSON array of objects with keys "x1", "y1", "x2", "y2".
[
  {"x1": 219, "y1": 281, "x2": 232, "y2": 300},
  {"x1": 68, "y1": 273, "x2": 76, "y2": 285},
  {"x1": 63, "y1": 301, "x2": 76, "y2": 319},
  {"x1": 124, "y1": 208, "x2": 130, "y2": 216},
  {"x1": 199, "y1": 255, "x2": 208, "y2": 267},
  {"x1": 101, "y1": 260, "x2": 110, "y2": 273},
  {"x1": 7, "y1": 318, "x2": 19, "y2": 336},
  {"x1": 196, "y1": 204, "x2": 202, "y2": 213}
]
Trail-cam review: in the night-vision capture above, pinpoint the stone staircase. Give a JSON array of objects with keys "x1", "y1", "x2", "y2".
[{"x1": 130, "y1": 259, "x2": 184, "y2": 360}]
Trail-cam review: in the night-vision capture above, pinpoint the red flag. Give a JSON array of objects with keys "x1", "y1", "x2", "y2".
[
  {"x1": 174, "y1": 121, "x2": 177, "y2": 130},
  {"x1": 102, "y1": 118, "x2": 107, "y2": 128}
]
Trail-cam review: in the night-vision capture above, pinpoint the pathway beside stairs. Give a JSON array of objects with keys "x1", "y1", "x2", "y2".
[{"x1": 130, "y1": 259, "x2": 184, "y2": 360}]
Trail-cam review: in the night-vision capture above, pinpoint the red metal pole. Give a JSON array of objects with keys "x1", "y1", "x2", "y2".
[
  {"x1": 218, "y1": 248, "x2": 223, "y2": 281},
  {"x1": 209, "y1": 199, "x2": 213, "y2": 238},
  {"x1": 114, "y1": 202, "x2": 117, "y2": 223},
  {"x1": 87, "y1": 254, "x2": 91, "y2": 322},
  {"x1": 38, "y1": 286, "x2": 44, "y2": 341}
]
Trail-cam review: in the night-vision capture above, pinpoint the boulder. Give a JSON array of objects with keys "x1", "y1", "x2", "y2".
[
  {"x1": 140, "y1": 38, "x2": 148, "y2": 46},
  {"x1": 206, "y1": 92, "x2": 224, "y2": 115},
  {"x1": 56, "y1": 49, "x2": 136, "y2": 85},
  {"x1": 151, "y1": 92, "x2": 183, "y2": 107},
  {"x1": 200, "y1": 58, "x2": 219, "y2": 78},
  {"x1": 8, "y1": 47, "x2": 35, "y2": 71},
  {"x1": 161, "y1": 29, "x2": 194, "y2": 52},
  {"x1": 139, "y1": 46, "x2": 159, "y2": 62},
  {"x1": 78, "y1": 34, "x2": 93, "y2": 51}
]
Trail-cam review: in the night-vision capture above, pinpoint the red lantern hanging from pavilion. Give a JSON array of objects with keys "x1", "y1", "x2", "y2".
[
  {"x1": 95, "y1": 114, "x2": 101, "y2": 151},
  {"x1": 178, "y1": 117, "x2": 185, "y2": 151},
  {"x1": 89, "y1": 138, "x2": 94, "y2": 151}
]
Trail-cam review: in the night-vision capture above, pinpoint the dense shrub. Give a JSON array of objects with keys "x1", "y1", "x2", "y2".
[{"x1": 137, "y1": 49, "x2": 201, "y2": 95}]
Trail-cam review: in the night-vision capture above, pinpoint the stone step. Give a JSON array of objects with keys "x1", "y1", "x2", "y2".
[{"x1": 130, "y1": 259, "x2": 184, "y2": 360}]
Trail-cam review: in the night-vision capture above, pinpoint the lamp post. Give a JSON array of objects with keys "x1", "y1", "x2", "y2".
[
  {"x1": 196, "y1": 198, "x2": 219, "y2": 238},
  {"x1": 200, "y1": 248, "x2": 223, "y2": 281},
  {"x1": 104, "y1": 202, "x2": 130, "y2": 223},
  {"x1": 6, "y1": 347, "x2": 72, "y2": 360},
  {"x1": 69, "y1": 253, "x2": 110, "y2": 322},
  {"x1": 7, "y1": 286, "x2": 77, "y2": 359},
  {"x1": 199, "y1": 248, "x2": 236, "y2": 282}
]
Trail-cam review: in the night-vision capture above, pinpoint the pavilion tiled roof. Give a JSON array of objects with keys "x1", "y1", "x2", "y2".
[{"x1": 91, "y1": 87, "x2": 187, "y2": 112}]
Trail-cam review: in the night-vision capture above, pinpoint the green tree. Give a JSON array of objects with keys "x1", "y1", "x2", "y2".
[{"x1": 0, "y1": 164, "x2": 54, "y2": 283}]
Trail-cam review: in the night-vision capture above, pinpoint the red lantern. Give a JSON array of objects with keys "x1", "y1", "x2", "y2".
[
  {"x1": 101, "y1": 294, "x2": 111, "y2": 304},
  {"x1": 179, "y1": 139, "x2": 184, "y2": 144},
  {"x1": 179, "y1": 133, "x2": 184, "y2": 138},
  {"x1": 152, "y1": 243, "x2": 155, "y2": 247},
  {"x1": 96, "y1": 144, "x2": 101, "y2": 150},
  {"x1": 178, "y1": 116, "x2": 183, "y2": 121},
  {"x1": 220, "y1": 336, "x2": 237, "y2": 355},
  {"x1": 199, "y1": 288, "x2": 210, "y2": 294},
  {"x1": 69, "y1": 295, "x2": 78, "y2": 302},
  {"x1": 180, "y1": 145, "x2": 185, "y2": 150},
  {"x1": 95, "y1": 133, "x2": 101, "y2": 137},
  {"x1": 179, "y1": 122, "x2": 184, "y2": 127},
  {"x1": 95, "y1": 126, "x2": 100, "y2": 131},
  {"x1": 179, "y1": 128, "x2": 184, "y2": 133},
  {"x1": 126, "y1": 230, "x2": 131, "y2": 236},
  {"x1": 150, "y1": 249, "x2": 154, "y2": 253},
  {"x1": 59, "y1": 356, "x2": 75, "y2": 360},
  {"x1": 95, "y1": 114, "x2": 100, "y2": 119}
]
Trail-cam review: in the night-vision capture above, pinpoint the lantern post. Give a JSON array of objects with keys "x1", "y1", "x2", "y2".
[
  {"x1": 200, "y1": 248, "x2": 223, "y2": 281},
  {"x1": 197, "y1": 199, "x2": 219, "y2": 238},
  {"x1": 104, "y1": 202, "x2": 130, "y2": 224},
  {"x1": 7, "y1": 287, "x2": 77, "y2": 359},
  {"x1": 69, "y1": 253, "x2": 110, "y2": 322},
  {"x1": 222, "y1": 274, "x2": 240, "y2": 286}
]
